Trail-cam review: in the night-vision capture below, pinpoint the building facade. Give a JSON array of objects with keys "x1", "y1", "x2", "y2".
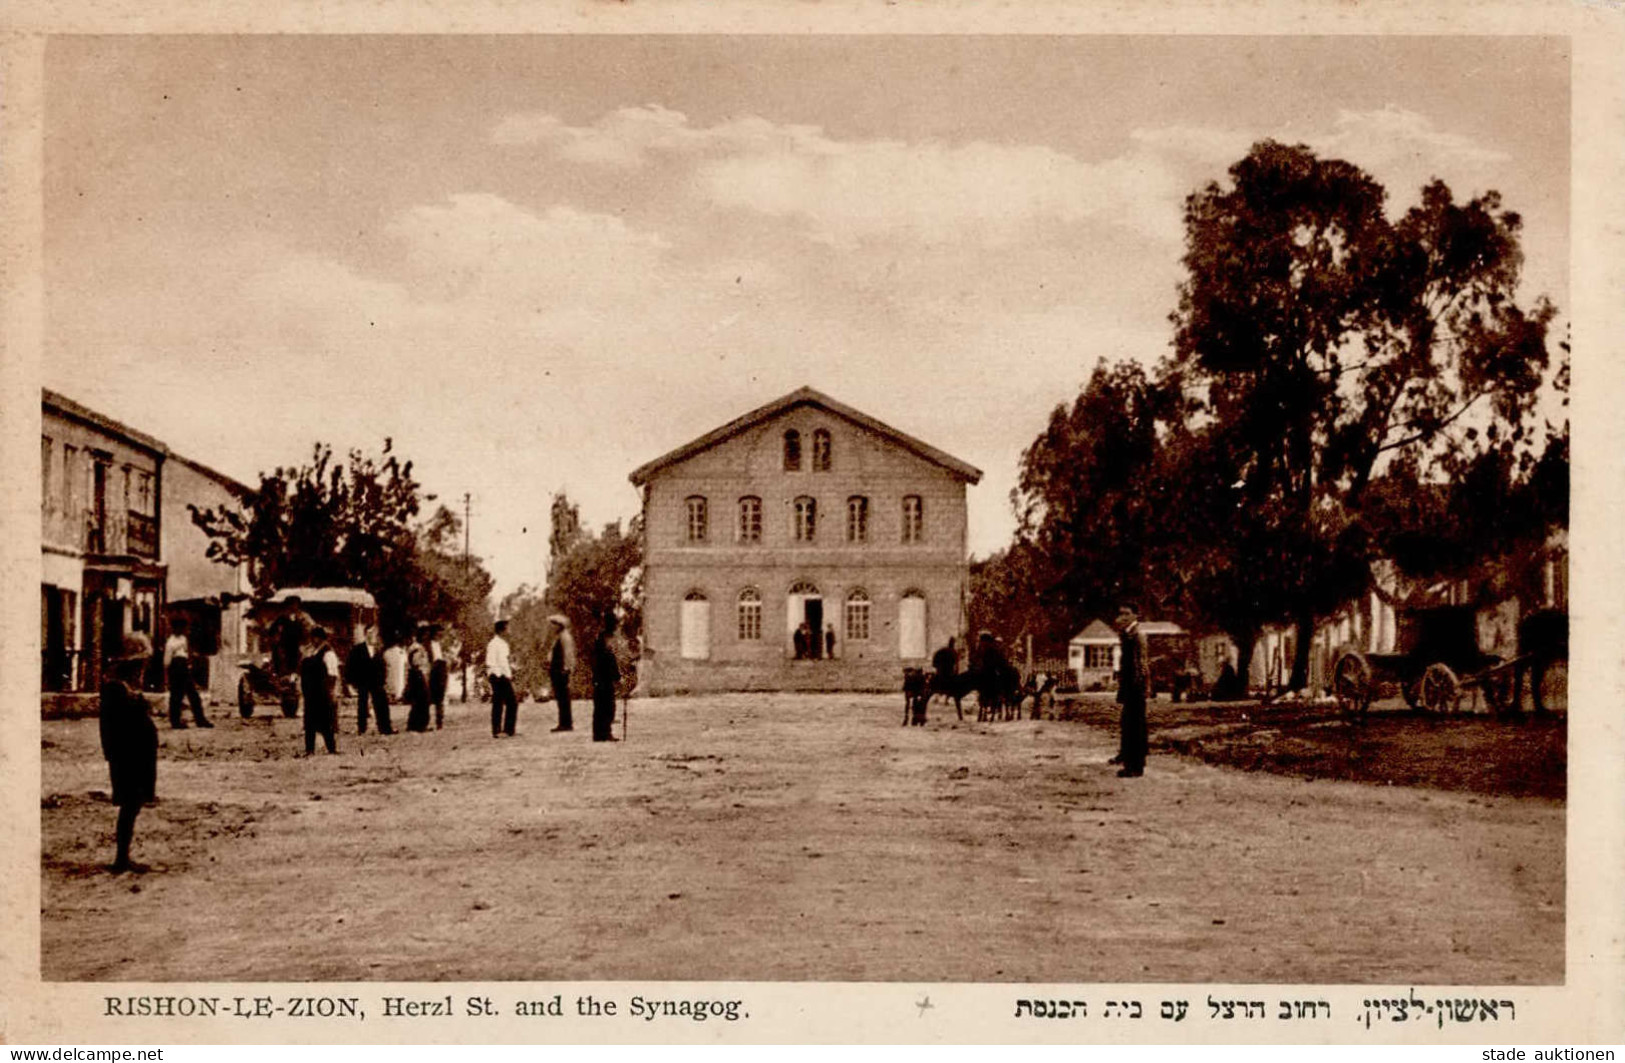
[
  {"x1": 630, "y1": 387, "x2": 981, "y2": 694},
  {"x1": 161, "y1": 454, "x2": 254, "y2": 702},
  {"x1": 41, "y1": 389, "x2": 252, "y2": 700},
  {"x1": 41, "y1": 391, "x2": 168, "y2": 692}
]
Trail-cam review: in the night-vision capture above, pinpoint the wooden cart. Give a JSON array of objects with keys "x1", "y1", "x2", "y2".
[{"x1": 1330, "y1": 604, "x2": 1518, "y2": 716}]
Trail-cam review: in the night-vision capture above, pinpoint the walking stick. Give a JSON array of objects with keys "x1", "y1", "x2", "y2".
[{"x1": 622, "y1": 690, "x2": 629, "y2": 742}]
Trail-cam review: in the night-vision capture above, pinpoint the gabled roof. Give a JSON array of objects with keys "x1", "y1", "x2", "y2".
[
  {"x1": 1070, "y1": 620, "x2": 1116, "y2": 644},
  {"x1": 43, "y1": 388, "x2": 169, "y2": 458},
  {"x1": 628, "y1": 386, "x2": 983, "y2": 486},
  {"x1": 1070, "y1": 619, "x2": 1185, "y2": 643}
]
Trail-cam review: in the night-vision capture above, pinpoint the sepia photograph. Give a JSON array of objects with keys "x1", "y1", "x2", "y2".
[{"x1": 3, "y1": 11, "x2": 1620, "y2": 1045}]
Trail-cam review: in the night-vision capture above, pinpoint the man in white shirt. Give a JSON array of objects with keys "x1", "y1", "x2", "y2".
[
  {"x1": 163, "y1": 618, "x2": 211, "y2": 729},
  {"x1": 486, "y1": 620, "x2": 518, "y2": 737}
]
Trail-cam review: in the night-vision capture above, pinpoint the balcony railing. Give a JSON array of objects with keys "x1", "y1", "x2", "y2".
[{"x1": 126, "y1": 511, "x2": 157, "y2": 558}]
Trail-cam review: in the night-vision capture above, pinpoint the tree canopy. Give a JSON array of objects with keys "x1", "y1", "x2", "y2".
[
  {"x1": 981, "y1": 140, "x2": 1563, "y2": 688},
  {"x1": 189, "y1": 440, "x2": 494, "y2": 653}
]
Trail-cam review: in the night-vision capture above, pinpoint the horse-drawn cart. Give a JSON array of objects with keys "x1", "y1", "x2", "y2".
[{"x1": 1331, "y1": 604, "x2": 1519, "y2": 716}]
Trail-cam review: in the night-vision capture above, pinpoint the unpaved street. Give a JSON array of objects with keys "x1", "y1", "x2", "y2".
[{"x1": 41, "y1": 693, "x2": 1563, "y2": 983}]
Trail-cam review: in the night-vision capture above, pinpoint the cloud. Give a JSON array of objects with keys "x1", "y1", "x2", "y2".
[{"x1": 494, "y1": 106, "x2": 1189, "y2": 245}]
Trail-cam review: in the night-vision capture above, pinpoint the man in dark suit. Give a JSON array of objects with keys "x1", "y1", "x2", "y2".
[{"x1": 1115, "y1": 606, "x2": 1150, "y2": 778}]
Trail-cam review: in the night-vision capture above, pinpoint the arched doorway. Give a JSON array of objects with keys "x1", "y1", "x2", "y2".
[
  {"x1": 787, "y1": 580, "x2": 823, "y2": 659},
  {"x1": 899, "y1": 589, "x2": 927, "y2": 660},
  {"x1": 680, "y1": 590, "x2": 710, "y2": 660}
]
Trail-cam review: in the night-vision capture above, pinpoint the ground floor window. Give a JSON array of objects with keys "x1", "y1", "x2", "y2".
[
  {"x1": 737, "y1": 588, "x2": 762, "y2": 641},
  {"x1": 845, "y1": 589, "x2": 870, "y2": 641},
  {"x1": 1084, "y1": 644, "x2": 1112, "y2": 669}
]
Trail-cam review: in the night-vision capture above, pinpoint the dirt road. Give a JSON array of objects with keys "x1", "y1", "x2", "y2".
[{"x1": 41, "y1": 693, "x2": 1563, "y2": 983}]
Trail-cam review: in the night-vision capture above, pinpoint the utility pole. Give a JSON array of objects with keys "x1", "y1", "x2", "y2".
[{"x1": 461, "y1": 492, "x2": 471, "y2": 703}]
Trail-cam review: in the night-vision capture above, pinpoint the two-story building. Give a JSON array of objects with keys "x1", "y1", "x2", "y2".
[
  {"x1": 41, "y1": 389, "x2": 252, "y2": 700},
  {"x1": 630, "y1": 386, "x2": 981, "y2": 694},
  {"x1": 41, "y1": 390, "x2": 168, "y2": 692}
]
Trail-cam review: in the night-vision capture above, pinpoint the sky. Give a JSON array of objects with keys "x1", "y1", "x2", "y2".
[{"x1": 42, "y1": 35, "x2": 1570, "y2": 597}]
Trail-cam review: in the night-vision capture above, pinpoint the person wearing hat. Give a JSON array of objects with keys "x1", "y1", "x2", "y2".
[
  {"x1": 299, "y1": 627, "x2": 341, "y2": 755},
  {"x1": 99, "y1": 634, "x2": 159, "y2": 873},
  {"x1": 486, "y1": 619, "x2": 518, "y2": 737},
  {"x1": 1114, "y1": 605, "x2": 1150, "y2": 778},
  {"x1": 546, "y1": 614, "x2": 576, "y2": 732}
]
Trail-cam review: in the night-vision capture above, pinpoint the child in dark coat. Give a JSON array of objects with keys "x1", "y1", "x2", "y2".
[{"x1": 99, "y1": 635, "x2": 159, "y2": 873}]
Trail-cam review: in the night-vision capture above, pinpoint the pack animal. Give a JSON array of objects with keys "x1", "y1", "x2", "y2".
[{"x1": 901, "y1": 668, "x2": 931, "y2": 726}]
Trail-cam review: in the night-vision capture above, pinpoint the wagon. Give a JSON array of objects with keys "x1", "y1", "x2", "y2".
[
  {"x1": 238, "y1": 587, "x2": 378, "y2": 717},
  {"x1": 1330, "y1": 604, "x2": 1518, "y2": 716}
]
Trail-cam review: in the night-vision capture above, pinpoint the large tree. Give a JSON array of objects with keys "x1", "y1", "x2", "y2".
[
  {"x1": 1003, "y1": 359, "x2": 1182, "y2": 650},
  {"x1": 190, "y1": 440, "x2": 494, "y2": 646},
  {"x1": 1172, "y1": 140, "x2": 1556, "y2": 688}
]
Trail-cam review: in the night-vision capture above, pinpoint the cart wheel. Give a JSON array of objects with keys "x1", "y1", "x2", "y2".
[
  {"x1": 1332, "y1": 652, "x2": 1371, "y2": 716},
  {"x1": 1419, "y1": 663, "x2": 1460, "y2": 714},
  {"x1": 1481, "y1": 661, "x2": 1516, "y2": 716},
  {"x1": 237, "y1": 674, "x2": 255, "y2": 718}
]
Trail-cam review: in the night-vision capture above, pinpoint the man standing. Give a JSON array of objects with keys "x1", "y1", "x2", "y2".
[
  {"x1": 162, "y1": 618, "x2": 211, "y2": 729},
  {"x1": 100, "y1": 634, "x2": 159, "y2": 873},
  {"x1": 1114, "y1": 606, "x2": 1150, "y2": 778},
  {"x1": 300, "y1": 628, "x2": 340, "y2": 755},
  {"x1": 486, "y1": 620, "x2": 518, "y2": 737},
  {"x1": 547, "y1": 615, "x2": 575, "y2": 732},
  {"x1": 348, "y1": 625, "x2": 392, "y2": 735},
  {"x1": 824, "y1": 623, "x2": 837, "y2": 661},
  {"x1": 428, "y1": 624, "x2": 449, "y2": 730},
  {"x1": 590, "y1": 612, "x2": 622, "y2": 742}
]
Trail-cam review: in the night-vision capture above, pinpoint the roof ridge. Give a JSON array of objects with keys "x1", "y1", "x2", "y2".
[{"x1": 628, "y1": 386, "x2": 982, "y2": 486}]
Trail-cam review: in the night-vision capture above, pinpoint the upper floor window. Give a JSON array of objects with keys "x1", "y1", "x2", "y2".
[
  {"x1": 738, "y1": 496, "x2": 762, "y2": 543},
  {"x1": 737, "y1": 587, "x2": 763, "y2": 641},
  {"x1": 62, "y1": 445, "x2": 80, "y2": 515},
  {"x1": 793, "y1": 496, "x2": 817, "y2": 542},
  {"x1": 812, "y1": 429, "x2": 832, "y2": 472},
  {"x1": 783, "y1": 430, "x2": 802, "y2": 471},
  {"x1": 685, "y1": 496, "x2": 709, "y2": 543},
  {"x1": 902, "y1": 495, "x2": 924, "y2": 543},
  {"x1": 846, "y1": 496, "x2": 869, "y2": 543},
  {"x1": 135, "y1": 470, "x2": 154, "y2": 516}
]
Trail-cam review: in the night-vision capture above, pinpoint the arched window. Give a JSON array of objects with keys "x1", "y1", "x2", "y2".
[
  {"x1": 812, "y1": 429, "x2": 832, "y2": 472},
  {"x1": 846, "y1": 495, "x2": 869, "y2": 543},
  {"x1": 845, "y1": 589, "x2": 871, "y2": 641},
  {"x1": 685, "y1": 495, "x2": 708, "y2": 543},
  {"x1": 737, "y1": 496, "x2": 762, "y2": 543},
  {"x1": 680, "y1": 590, "x2": 711, "y2": 660},
  {"x1": 794, "y1": 496, "x2": 817, "y2": 542},
  {"x1": 737, "y1": 587, "x2": 762, "y2": 641},
  {"x1": 899, "y1": 589, "x2": 927, "y2": 659},
  {"x1": 901, "y1": 495, "x2": 924, "y2": 543},
  {"x1": 783, "y1": 429, "x2": 802, "y2": 471}
]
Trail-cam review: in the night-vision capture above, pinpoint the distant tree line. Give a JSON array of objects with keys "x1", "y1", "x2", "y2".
[
  {"x1": 497, "y1": 491, "x2": 642, "y2": 698},
  {"x1": 971, "y1": 140, "x2": 1568, "y2": 689}
]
